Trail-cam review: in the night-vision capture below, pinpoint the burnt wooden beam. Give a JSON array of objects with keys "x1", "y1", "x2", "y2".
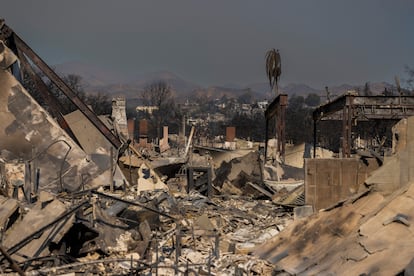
[
  {"x1": 265, "y1": 94, "x2": 288, "y2": 119},
  {"x1": 313, "y1": 94, "x2": 348, "y2": 121},
  {"x1": 314, "y1": 94, "x2": 414, "y2": 122},
  {"x1": 265, "y1": 94, "x2": 288, "y2": 162},
  {"x1": 0, "y1": 245, "x2": 25, "y2": 276},
  {"x1": 312, "y1": 93, "x2": 414, "y2": 157}
]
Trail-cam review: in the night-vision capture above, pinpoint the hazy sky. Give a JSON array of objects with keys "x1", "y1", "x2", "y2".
[{"x1": 2, "y1": 1, "x2": 413, "y2": 88}]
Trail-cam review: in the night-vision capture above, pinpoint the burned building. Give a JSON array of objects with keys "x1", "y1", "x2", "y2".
[{"x1": 0, "y1": 19, "x2": 287, "y2": 275}]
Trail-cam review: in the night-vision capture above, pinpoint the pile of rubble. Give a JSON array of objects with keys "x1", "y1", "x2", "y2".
[
  {"x1": 254, "y1": 116, "x2": 414, "y2": 275},
  {"x1": 0, "y1": 181, "x2": 292, "y2": 275},
  {"x1": 0, "y1": 40, "x2": 295, "y2": 275},
  {"x1": 5, "y1": 19, "x2": 414, "y2": 275}
]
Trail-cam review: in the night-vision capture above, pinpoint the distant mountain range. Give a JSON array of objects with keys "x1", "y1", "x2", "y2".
[{"x1": 54, "y1": 61, "x2": 397, "y2": 103}]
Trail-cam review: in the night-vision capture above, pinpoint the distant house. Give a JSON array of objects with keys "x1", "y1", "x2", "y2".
[
  {"x1": 207, "y1": 113, "x2": 226, "y2": 122},
  {"x1": 187, "y1": 117, "x2": 206, "y2": 126},
  {"x1": 241, "y1": 104, "x2": 252, "y2": 111},
  {"x1": 216, "y1": 102, "x2": 226, "y2": 109},
  {"x1": 257, "y1": 100, "x2": 269, "y2": 109},
  {"x1": 136, "y1": 106, "x2": 159, "y2": 114}
]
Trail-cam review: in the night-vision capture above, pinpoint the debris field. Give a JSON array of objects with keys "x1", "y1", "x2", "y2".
[{"x1": 1, "y1": 18, "x2": 414, "y2": 276}]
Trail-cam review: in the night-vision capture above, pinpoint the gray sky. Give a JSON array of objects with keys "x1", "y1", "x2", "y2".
[{"x1": 2, "y1": 0, "x2": 413, "y2": 88}]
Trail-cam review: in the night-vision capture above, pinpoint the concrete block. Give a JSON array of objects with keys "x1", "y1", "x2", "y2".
[{"x1": 294, "y1": 205, "x2": 313, "y2": 219}]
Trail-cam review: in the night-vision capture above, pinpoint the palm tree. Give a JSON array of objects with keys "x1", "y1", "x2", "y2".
[{"x1": 265, "y1": 49, "x2": 281, "y2": 95}]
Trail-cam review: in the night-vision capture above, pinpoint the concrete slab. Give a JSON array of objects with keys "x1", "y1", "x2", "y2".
[
  {"x1": 64, "y1": 110, "x2": 112, "y2": 155},
  {"x1": 0, "y1": 195, "x2": 19, "y2": 230},
  {"x1": 293, "y1": 205, "x2": 313, "y2": 219}
]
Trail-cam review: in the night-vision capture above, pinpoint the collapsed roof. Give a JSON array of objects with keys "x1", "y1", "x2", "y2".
[
  {"x1": 254, "y1": 116, "x2": 414, "y2": 275},
  {"x1": 0, "y1": 42, "x2": 116, "y2": 193}
]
